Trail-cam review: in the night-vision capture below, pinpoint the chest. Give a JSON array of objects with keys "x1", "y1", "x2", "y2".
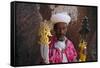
[{"x1": 54, "y1": 41, "x2": 66, "y2": 51}]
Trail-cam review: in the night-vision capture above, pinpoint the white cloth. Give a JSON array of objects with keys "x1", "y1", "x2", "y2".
[
  {"x1": 40, "y1": 45, "x2": 49, "y2": 64},
  {"x1": 54, "y1": 41, "x2": 66, "y2": 51},
  {"x1": 50, "y1": 12, "x2": 71, "y2": 25},
  {"x1": 54, "y1": 40, "x2": 68, "y2": 63},
  {"x1": 62, "y1": 53, "x2": 68, "y2": 62}
]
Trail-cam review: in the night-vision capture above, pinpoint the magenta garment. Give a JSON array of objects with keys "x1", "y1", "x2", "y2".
[{"x1": 49, "y1": 36, "x2": 77, "y2": 63}]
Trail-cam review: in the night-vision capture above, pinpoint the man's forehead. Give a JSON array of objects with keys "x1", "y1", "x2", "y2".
[{"x1": 55, "y1": 22, "x2": 67, "y2": 26}]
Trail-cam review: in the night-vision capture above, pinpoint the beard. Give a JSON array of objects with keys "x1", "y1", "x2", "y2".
[{"x1": 57, "y1": 36, "x2": 65, "y2": 41}]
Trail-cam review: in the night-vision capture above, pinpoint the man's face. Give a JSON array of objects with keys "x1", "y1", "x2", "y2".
[{"x1": 54, "y1": 22, "x2": 67, "y2": 41}]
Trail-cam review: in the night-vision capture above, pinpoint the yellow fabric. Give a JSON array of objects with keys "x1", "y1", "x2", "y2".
[
  {"x1": 38, "y1": 21, "x2": 52, "y2": 46},
  {"x1": 79, "y1": 40, "x2": 87, "y2": 61}
]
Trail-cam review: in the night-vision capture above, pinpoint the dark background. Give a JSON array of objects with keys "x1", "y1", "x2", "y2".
[{"x1": 14, "y1": 2, "x2": 97, "y2": 66}]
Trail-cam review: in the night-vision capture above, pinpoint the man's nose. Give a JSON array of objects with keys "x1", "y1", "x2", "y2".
[{"x1": 59, "y1": 29, "x2": 64, "y2": 35}]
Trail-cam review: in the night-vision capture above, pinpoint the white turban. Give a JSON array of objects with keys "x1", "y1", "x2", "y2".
[{"x1": 50, "y1": 12, "x2": 71, "y2": 25}]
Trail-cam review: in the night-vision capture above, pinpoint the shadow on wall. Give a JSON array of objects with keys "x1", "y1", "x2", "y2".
[{"x1": 15, "y1": 3, "x2": 42, "y2": 66}]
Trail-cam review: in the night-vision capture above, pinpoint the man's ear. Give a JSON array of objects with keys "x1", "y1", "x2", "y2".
[
  {"x1": 65, "y1": 23, "x2": 68, "y2": 26},
  {"x1": 53, "y1": 23, "x2": 57, "y2": 31},
  {"x1": 50, "y1": 29, "x2": 55, "y2": 35},
  {"x1": 65, "y1": 23, "x2": 68, "y2": 30}
]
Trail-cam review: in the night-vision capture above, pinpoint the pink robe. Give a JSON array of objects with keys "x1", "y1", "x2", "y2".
[{"x1": 49, "y1": 36, "x2": 77, "y2": 63}]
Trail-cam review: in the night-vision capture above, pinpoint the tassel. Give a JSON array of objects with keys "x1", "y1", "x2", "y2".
[{"x1": 79, "y1": 39, "x2": 87, "y2": 61}]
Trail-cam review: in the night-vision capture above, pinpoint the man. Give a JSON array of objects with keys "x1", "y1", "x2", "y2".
[{"x1": 40, "y1": 12, "x2": 77, "y2": 64}]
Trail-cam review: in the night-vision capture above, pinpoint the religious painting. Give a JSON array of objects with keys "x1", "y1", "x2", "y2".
[{"x1": 11, "y1": 1, "x2": 97, "y2": 67}]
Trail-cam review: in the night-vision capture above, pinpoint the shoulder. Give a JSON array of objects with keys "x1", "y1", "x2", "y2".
[
  {"x1": 49, "y1": 36, "x2": 57, "y2": 48},
  {"x1": 65, "y1": 37, "x2": 73, "y2": 44},
  {"x1": 65, "y1": 38, "x2": 75, "y2": 48}
]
